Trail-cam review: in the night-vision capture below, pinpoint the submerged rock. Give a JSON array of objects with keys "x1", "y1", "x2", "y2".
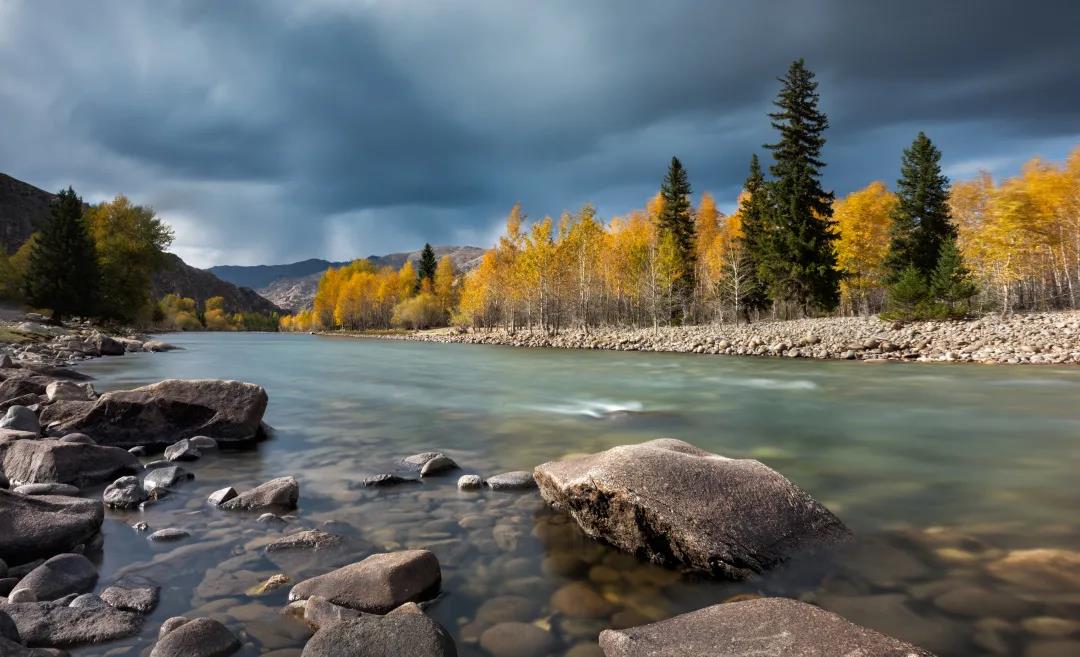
[
  {"x1": 301, "y1": 605, "x2": 456, "y2": 657},
  {"x1": 2, "y1": 440, "x2": 139, "y2": 488},
  {"x1": 149, "y1": 617, "x2": 240, "y2": 657},
  {"x1": 0, "y1": 490, "x2": 103, "y2": 565},
  {"x1": 219, "y1": 476, "x2": 299, "y2": 511},
  {"x1": 534, "y1": 438, "x2": 848, "y2": 578},
  {"x1": 485, "y1": 471, "x2": 536, "y2": 491},
  {"x1": 480, "y1": 622, "x2": 557, "y2": 657},
  {"x1": 289, "y1": 550, "x2": 441, "y2": 614},
  {"x1": 598, "y1": 598, "x2": 935, "y2": 656},
  {"x1": 402, "y1": 452, "x2": 459, "y2": 477},
  {"x1": 265, "y1": 529, "x2": 345, "y2": 553},
  {"x1": 46, "y1": 379, "x2": 268, "y2": 449}
]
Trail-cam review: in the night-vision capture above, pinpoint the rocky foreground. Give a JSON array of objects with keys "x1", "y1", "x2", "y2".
[
  {"x1": 361, "y1": 311, "x2": 1080, "y2": 365},
  {"x1": 1, "y1": 313, "x2": 178, "y2": 367}
]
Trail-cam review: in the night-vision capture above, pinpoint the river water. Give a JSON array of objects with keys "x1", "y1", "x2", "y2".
[{"x1": 72, "y1": 332, "x2": 1080, "y2": 656}]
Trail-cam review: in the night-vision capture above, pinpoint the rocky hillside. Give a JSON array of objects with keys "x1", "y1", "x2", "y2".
[
  {"x1": 225, "y1": 246, "x2": 486, "y2": 312},
  {"x1": 0, "y1": 173, "x2": 56, "y2": 253}
]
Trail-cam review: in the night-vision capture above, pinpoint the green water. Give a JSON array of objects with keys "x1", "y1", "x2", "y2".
[{"x1": 72, "y1": 332, "x2": 1080, "y2": 656}]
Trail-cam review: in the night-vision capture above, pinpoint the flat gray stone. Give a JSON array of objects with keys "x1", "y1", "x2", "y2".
[
  {"x1": 12, "y1": 483, "x2": 80, "y2": 496},
  {"x1": 163, "y1": 439, "x2": 200, "y2": 462},
  {"x1": 219, "y1": 476, "x2": 298, "y2": 511},
  {"x1": 2, "y1": 440, "x2": 139, "y2": 488},
  {"x1": 289, "y1": 550, "x2": 441, "y2": 613},
  {"x1": 2, "y1": 601, "x2": 142, "y2": 648},
  {"x1": 0, "y1": 491, "x2": 103, "y2": 565},
  {"x1": 301, "y1": 607, "x2": 456, "y2": 657},
  {"x1": 486, "y1": 471, "x2": 536, "y2": 491},
  {"x1": 457, "y1": 475, "x2": 483, "y2": 490},
  {"x1": 142, "y1": 466, "x2": 194, "y2": 492},
  {"x1": 0, "y1": 406, "x2": 40, "y2": 435},
  {"x1": 207, "y1": 487, "x2": 237, "y2": 506},
  {"x1": 13, "y1": 554, "x2": 97, "y2": 601},
  {"x1": 103, "y1": 476, "x2": 148, "y2": 509}
]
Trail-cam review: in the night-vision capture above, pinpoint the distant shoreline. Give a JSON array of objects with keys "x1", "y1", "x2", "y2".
[{"x1": 318, "y1": 310, "x2": 1080, "y2": 365}]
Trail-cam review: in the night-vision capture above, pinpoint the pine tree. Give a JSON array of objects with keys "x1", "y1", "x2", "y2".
[
  {"x1": 417, "y1": 243, "x2": 438, "y2": 290},
  {"x1": 929, "y1": 237, "x2": 977, "y2": 315},
  {"x1": 736, "y1": 154, "x2": 771, "y2": 316},
  {"x1": 885, "y1": 132, "x2": 955, "y2": 281},
  {"x1": 657, "y1": 156, "x2": 695, "y2": 317},
  {"x1": 24, "y1": 187, "x2": 99, "y2": 322},
  {"x1": 765, "y1": 59, "x2": 840, "y2": 314}
]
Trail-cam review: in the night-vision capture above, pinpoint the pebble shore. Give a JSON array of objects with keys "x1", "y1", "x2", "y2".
[{"x1": 346, "y1": 311, "x2": 1080, "y2": 365}]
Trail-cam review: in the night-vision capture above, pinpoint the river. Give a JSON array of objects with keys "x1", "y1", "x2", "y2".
[{"x1": 73, "y1": 332, "x2": 1080, "y2": 656}]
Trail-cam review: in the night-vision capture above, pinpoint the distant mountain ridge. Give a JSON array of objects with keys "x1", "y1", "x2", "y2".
[{"x1": 207, "y1": 258, "x2": 352, "y2": 290}]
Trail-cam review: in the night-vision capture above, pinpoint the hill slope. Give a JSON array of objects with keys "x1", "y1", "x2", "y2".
[{"x1": 0, "y1": 173, "x2": 56, "y2": 253}]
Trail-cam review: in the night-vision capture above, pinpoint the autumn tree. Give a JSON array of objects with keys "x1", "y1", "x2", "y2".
[
  {"x1": 24, "y1": 187, "x2": 99, "y2": 322},
  {"x1": 765, "y1": 59, "x2": 840, "y2": 314},
  {"x1": 657, "y1": 156, "x2": 695, "y2": 318},
  {"x1": 433, "y1": 255, "x2": 456, "y2": 314},
  {"x1": 834, "y1": 181, "x2": 896, "y2": 314}
]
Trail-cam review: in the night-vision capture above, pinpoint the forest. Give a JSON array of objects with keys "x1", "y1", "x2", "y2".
[{"x1": 281, "y1": 61, "x2": 1080, "y2": 334}]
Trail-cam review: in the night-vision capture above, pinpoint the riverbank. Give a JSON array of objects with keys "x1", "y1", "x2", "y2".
[
  {"x1": 331, "y1": 311, "x2": 1080, "y2": 365},
  {"x1": 0, "y1": 312, "x2": 178, "y2": 367}
]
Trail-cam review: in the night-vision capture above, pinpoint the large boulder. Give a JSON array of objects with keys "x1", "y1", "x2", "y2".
[
  {"x1": 2, "y1": 440, "x2": 139, "y2": 488},
  {"x1": 12, "y1": 554, "x2": 97, "y2": 602},
  {"x1": 598, "y1": 597, "x2": 936, "y2": 656},
  {"x1": 301, "y1": 604, "x2": 456, "y2": 657},
  {"x1": 45, "y1": 379, "x2": 268, "y2": 449},
  {"x1": 0, "y1": 490, "x2": 103, "y2": 565},
  {"x1": 219, "y1": 476, "x2": 298, "y2": 511},
  {"x1": 44, "y1": 381, "x2": 95, "y2": 403},
  {"x1": 289, "y1": 550, "x2": 441, "y2": 613},
  {"x1": 149, "y1": 617, "x2": 239, "y2": 657},
  {"x1": 89, "y1": 333, "x2": 125, "y2": 357},
  {"x1": 0, "y1": 407, "x2": 40, "y2": 435},
  {"x1": 534, "y1": 439, "x2": 848, "y2": 578},
  {"x1": 1, "y1": 601, "x2": 142, "y2": 648}
]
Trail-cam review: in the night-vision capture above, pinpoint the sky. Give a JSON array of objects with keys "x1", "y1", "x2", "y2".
[{"x1": 1, "y1": 0, "x2": 1078, "y2": 268}]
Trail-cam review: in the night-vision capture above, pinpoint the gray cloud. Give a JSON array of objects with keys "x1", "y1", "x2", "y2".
[{"x1": 1, "y1": 0, "x2": 1078, "y2": 266}]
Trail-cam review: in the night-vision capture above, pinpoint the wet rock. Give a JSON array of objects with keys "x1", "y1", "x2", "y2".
[
  {"x1": 100, "y1": 580, "x2": 160, "y2": 613},
  {"x1": 247, "y1": 573, "x2": 290, "y2": 596},
  {"x1": 551, "y1": 582, "x2": 614, "y2": 619},
  {"x1": 69, "y1": 593, "x2": 106, "y2": 608},
  {"x1": 0, "y1": 407, "x2": 40, "y2": 435},
  {"x1": 158, "y1": 617, "x2": 189, "y2": 638},
  {"x1": 987, "y1": 548, "x2": 1080, "y2": 591},
  {"x1": 479, "y1": 622, "x2": 557, "y2": 657},
  {"x1": 143, "y1": 466, "x2": 195, "y2": 492},
  {"x1": 301, "y1": 608, "x2": 457, "y2": 657},
  {"x1": 0, "y1": 491, "x2": 103, "y2": 565},
  {"x1": 258, "y1": 513, "x2": 287, "y2": 525},
  {"x1": 148, "y1": 528, "x2": 190, "y2": 542},
  {"x1": 7, "y1": 588, "x2": 36, "y2": 603},
  {"x1": 49, "y1": 379, "x2": 268, "y2": 449},
  {"x1": 1021, "y1": 617, "x2": 1080, "y2": 638},
  {"x1": 598, "y1": 598, "x2": 935, "y2": 656},
  {"x1": 301, "y1": 595, "x2": 361, "y2": 630},
  {"x1": 12, "y1": 483, "x2": 80, "y2": 496},
  {"x1": 149, "y1": 617, "x2": 240, "y2": 657},
  {"x1": 163, "y1": 438, "x2": 200, "y2": 462},
  {"x1": 486, "y1": 471, "x2": 536, "y2": 491},
  {"x1": 90, "y1": 334, "x2": 125, "y2": 357},
  {"x1": 2, "y1": 601, "x2": 142, "y2": 648},
  {"x1": 356, "y1": 473, "x2": 416, "y2": 487},
  {"x1": 219, "y1": 476, "x2": 299, "y2": 511},
  {"x1": 534, "y1": 438, "x2": 848, "y2": 578},
  {"x1": 289, "y1": 550, "x2": 441, "y2": 613},
  {"x1": 402, "y1": 452, "x2": 459, "y2": 477},
  {"x1": 2, "y1": 440, "x2": 139, "y2": 488},
  {"x1": 265, "y1": 529, "x2": 345, "y2": 553},
  {"x1": 103, "y1": 476, "x2": 148, "y2": 509},
  {"x1": 190, "y1": 436, "x2": 218, "y2": 450},
  {"x1": 457, "y1": 475, "x2": 483, "y2": 490},
  {"x1": 57, "y1": 433, "x2": 94, "y2": 445},
  {"x1": 143, "y1": 340, "x2": 180, "y2": 352},
  {"x1": 207, "y1": 487, "x2": 238, "y2": 506},
  {"x1": 475, "y1": 595, "x2": 540, "y2": 625},
  {"x1": 13, "y1": 554, "x2": 97, "y2": 602},
  {"x1": 817, "y1": 593, "x2": 963, "y2": 655},
  {"x1": 44, "y1": 381, "x2": 95, "y2": 403},
  {"x1": 932, "y1": 586, "x2": 1038, "y2": 619}
]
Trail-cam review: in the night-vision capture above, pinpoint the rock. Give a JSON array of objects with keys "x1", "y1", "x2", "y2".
[
  {"x1": 534, "y1": 439, "x2": 848, "y2": 578},
  {"x1": 247, "y1": 573, "x2": 290, "y2": 596},
  {"x1": 58, "y1": 433, "x2": 94, "y2": 445},
  {"x1": 551, "y1": 582, "x2": 615, "y2": 618},
  {"x1": 0, "y1": 354, "x2": 12, "y2": 369},
  {"x1": 149, "y1": 617, "x2": 240, "y2": 657},
  {"x1": 933, "y1": 586, "x2": 1038, "y2": 618},
  {"x1": 479, "y1": 622, "x2": 558, "y2": 657},
  {"x1": 987, "y1": 548, "x2": 1080, "y2": 591},
  {"x1": 143, "y1": 340, "x2": 180, "y2": 352},
  {"x1": 475, "y1": 596, "x2": 540, "y2": 625},
  {"x1": 258, "y1": 513, "x2": 286, "y2": 524},
  {"x1": 148, "y1": 528, "x2": 190, "y2": 542},
  {"x1": 103, "y1": 476, "x2": 148, "y2": 509},
  {"x1": 7, "y1": 588, "x2": 36, "y2": 603},
  {"x1": 158, "y1": 617, "x2": 189, "y2": 638},
  {"x1": 457, "y1": 474, "x2": 483, "y2": 490},
  {"x1": 69, "y1": 593, "x2": 106, "y2": 608},
  {"x1": 598, "y1": 598, "x2": 935, "y2": 656},
  {"x1": 266, "y1": 529, "x2": 345, "y2": 553},
  {"x1": 357, "y1": 473, "x2": 416, "y2": 487},
  {"x1": 99, "y1": 581, "x2": 160, "y2": 613},
  {"x1": 207, "y1": 487, "x2": 238, "y2": 506},
  {"x1": 301, "y1": 595, "x2": 362, "y2": 630},
  {"x1": 486, "y1": 471, "x2": 536, "y2": 491},
  {"x1": 90, "y1": 333, "x2": 125, "y2": 357},
  {"x1": 190, "y1": 435, "x2": 218, "y2": 450},
  {"x1": 301, "y1": 608, "x2": 457, "y2": 657},
  {"x1": 12, "y1": 483, "x2": 80, "y2": 496},
  {"x1": 0, "y1": 490, "x2": 103, "y2": 565},
  {"x1": 143, "y1": 466, "x2": 195, "y2": 492},
  {"x1": 402, "y1": 452, "x2": 459, "y2": 476},
  {"x1": 163, "y1": 438, "x2": 200, "y2": 462},
  {"x1": 0, "y1": 406, "x2": 39, "y2": 435},
  {"x1": 2, "y1": 601, "x2": 142, "y2": 647},
  {"x1": 2, "y1": 440, "x2": 139, "y2": 488},
  {"x1": 289, "y1": 550, "x2": 441, "y2": 613},
  {"x1": 49, "y1": 379, "x2": 268, "y2": 449},
  {"x1": 1021, "y1": 617, "x2": 1080, "y2": 638},
  {"x1": 219, "y1": 476, "x2": 299, "y2": 511},
  {"x1": 44, "y1": 381, "x2": 95, "y2": 403},
  {"x1": 13, "y1": 554, "x2": 97, "y2": 602}
]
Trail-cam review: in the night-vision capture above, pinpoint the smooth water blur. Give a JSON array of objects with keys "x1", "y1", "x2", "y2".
[{"x1": 72, "y1": 333, "x2": 1080, "y2": 657}]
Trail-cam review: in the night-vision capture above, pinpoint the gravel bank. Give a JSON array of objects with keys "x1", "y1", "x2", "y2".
[{"x1": 336, "y1": 311, "x2": 1080, "y2": 365}]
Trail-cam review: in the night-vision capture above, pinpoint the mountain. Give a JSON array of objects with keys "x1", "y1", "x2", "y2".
[
  {"x1": 207, "y1": 258, "x2": 351, "y2": 290},
  {"x1": 0, "y1": 171, "x2": 284, "y2": 316},
  {"x1": 239, "y1": 245, "x2": 487, "y2": 312}
]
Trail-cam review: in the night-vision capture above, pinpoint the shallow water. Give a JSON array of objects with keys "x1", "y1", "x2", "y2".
[{"x1": 70, "y1": 332, "x2": 1080, "y2": 656}]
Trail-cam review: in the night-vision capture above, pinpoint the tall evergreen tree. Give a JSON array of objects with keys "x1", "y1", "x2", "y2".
[
  {"x1": 417, "y1": 243, "x2": 438, "y2": 290},
  {"x1": 24, "y1": 187, "x2": 99, "y2": 322},
  {"x1": 657, "y1": 156, "x2": 695, "y2": 316},
  {"x1": 736, "y1": 154, "x2": 771, "y2": 315},
  {"x1": 764, "y1": 59, "x2": 840, "y2": 313},
  {"x1": 885, "y1": 132, "x2": 956, "y2": 281}
]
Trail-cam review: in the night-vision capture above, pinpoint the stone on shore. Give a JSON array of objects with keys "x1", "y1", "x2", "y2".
[
  {"x1": 103, "y1": 476, "x2": 148, "y2": 509},
  {"x1": 301, "y1": 606, "x2": 457, "y2": 657},
  {"x1": 2, "y1": 440, "x2": 139, "y2": 488},
  {"x1": 534, "y1": 438, "x2": 848, "y2": 578},
  {"x1": 0, "y1": 406, "x2": 40, "y2": 435},
  {"x1": 163, "y1": 438, "x2": 200, "y2": 462},
  {"x1": 457, "y1": 475, "x2": 483, "y2": 490},
  {"x1": 485, "y1": 471, "x2": 536, "y2": 491},
  {"x1": 289, "y1": 550, "x2": 441, "y2": 613},
  {"x1": 1, "y1": 601, "x2": 142, "y2": 648},
  {"x1": 44, "y1": 381, "x2": 95, "y2": 403},
  {"x1": 46, "y1": 379, "x2": 268, "y2": 449},
  {"x1": 598, "y1": 598, "x2": 935, "y2": 656},
  {"x1": 12, "y1": 483, "x2": 80, "y2": 496},
  {"x1": 0, "y1": 490, "x2": 103, "y2": 565},
  {"x1": 143, "y1": 466, "x2": 194, "y2": 493},
  {"x1": 149, "y1": 617, "x2": 240, "y2": 657},
  {"x1": 12, "y1": 554, "x2": 97, "y2": 602},
  {"x1": 219, "y1": 476, "x2": 299, "y2": 511},
  {"x1": 207, "y1": 487, "x2": 238, "y2": 506}
]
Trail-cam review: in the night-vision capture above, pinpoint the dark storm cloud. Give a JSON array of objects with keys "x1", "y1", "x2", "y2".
[{"x1": 1, "y1": 0, "x2": 1078, "y2": 266}]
